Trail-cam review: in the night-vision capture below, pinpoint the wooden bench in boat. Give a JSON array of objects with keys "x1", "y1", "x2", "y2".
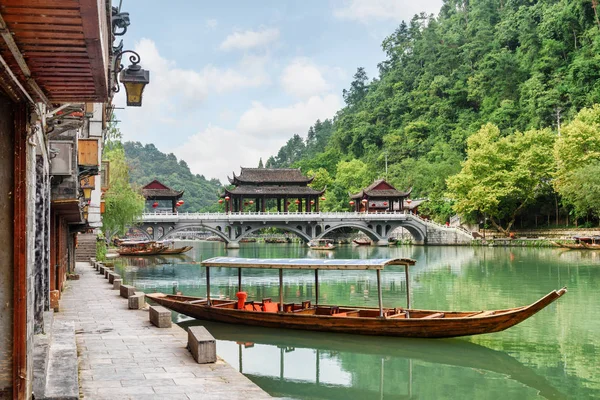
[
  {"x1": 467, "y1": 310, "x2": 495, "y2": 317},
  {"x1": 186, "y1": 299, "x2": 208, "y2": 305},
  {"x1": 420, "y1": 312, "x2": 445, "y2": 319}
]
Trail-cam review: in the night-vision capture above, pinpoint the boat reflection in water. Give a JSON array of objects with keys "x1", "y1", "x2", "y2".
[{"x1": 178, "y1": 319, "x2": 565, "y2": 400}]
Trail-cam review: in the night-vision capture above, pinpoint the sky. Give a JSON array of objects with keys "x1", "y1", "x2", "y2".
[{"x1": 113, "y1": 0, "x2": 443, "y2": 182}]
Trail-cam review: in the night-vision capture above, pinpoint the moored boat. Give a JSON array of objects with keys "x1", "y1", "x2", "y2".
[
  {"x1": 352, "y1": 238, "x2": 372, "y2": 246},
  {"x1": 158, "y1": 240, "x2": 193, "y2": 255},
  {"x1": 146, "y1": 257, "x2": 566, "y2": 338},
  {"x1": 117, "y1": 240, "x2": 166, "y2": 256},
  {"x1": 308, "y1": 239, "x2": 336, "y2": 250}
]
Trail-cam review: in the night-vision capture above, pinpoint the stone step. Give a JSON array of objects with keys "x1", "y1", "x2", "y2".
[
  {"x1": 44, "y1": 319, "x2": 78, "y2": 400},
  {"x1": 32, "y1": 311, "x2": 54, "y2": 399}
]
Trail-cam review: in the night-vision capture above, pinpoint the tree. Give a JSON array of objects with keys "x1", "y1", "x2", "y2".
[
  {"x1": 258, "y1": 158, "x2": 264, "y2": 168},
  {"x1": 554, "y1": 105, "x2": 600, "y2": 220},
  {"x1": 102, "y1": 123, "x2": 145, "y2": 241},
  {"x1": 447, "y1": 124, "x2": 556, "y2": 235}
]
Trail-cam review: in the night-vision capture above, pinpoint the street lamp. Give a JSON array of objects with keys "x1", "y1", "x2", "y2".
[{"x1": 114, "y1": 50, "x2": 150, "y2": 107}]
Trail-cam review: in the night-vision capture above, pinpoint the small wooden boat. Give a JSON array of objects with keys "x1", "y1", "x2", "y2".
[
  {"x1": 555, "y1": 242, "x2": 586, "y2": 250},
  {"x1": 117, "y1": 240, "x2": 165, "y2": 256},
  {"x1": 352, "y1": 238, "x2": 372, "y2": 246},
  {"x1": 146, "y1": 257, "x2": 566, "y2": 338},
  {"x1": 308, "y1": 239, "x2": 336, "y2": 250},
  {"x1": 158, "y1": 241, "x2": 193, "y2": 255}
]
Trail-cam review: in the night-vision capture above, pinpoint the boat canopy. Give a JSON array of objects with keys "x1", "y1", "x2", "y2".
[{"x1": 201, "y1": 257, "x2": 416, "y2": 270}]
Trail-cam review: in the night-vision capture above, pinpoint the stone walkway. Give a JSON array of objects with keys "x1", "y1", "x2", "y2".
[{"x1": 56, "y1": 262, "x2": 271, "y2": 400}]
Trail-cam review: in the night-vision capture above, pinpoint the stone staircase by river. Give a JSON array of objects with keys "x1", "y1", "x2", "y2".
[{"x1": 75, "y1": 233, "x2": 97, "y2": 262}]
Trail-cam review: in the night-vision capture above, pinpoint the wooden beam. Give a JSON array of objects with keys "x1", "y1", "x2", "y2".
[
  {"x1": 0, "y1": 0, "x2": 79, "y2": 7},
  {"x1": 8, "y1": 24, "x2": 84, "y2": 33},
  {"x1": 0, "y1": 15, "x2": 82, "y2": 25},
  {"x1": 206, "y1": 266, "x2": 211, "y2": 305},
  {"x1": 377, "y1": 269, "x2": 383, "y2": 318},
  {"x1": 279, "y1": 269, "x2": 283, "y2": 312},
  {"x1": 314, "y1": 269, "x2": 319, "y2": 305},
  {"x1": 13, "y1": 103, "x2": 27, "y2": 400},
  {"x1": 0, "y1": 7, "x2": 81, "y2": 17},
  {"x1": 78, "y1": 0, "x2": 108, "y2": 101}
]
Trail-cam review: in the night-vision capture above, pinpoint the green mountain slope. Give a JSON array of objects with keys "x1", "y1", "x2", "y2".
[
  {"x1": 266, "y1": 0, "x2": 600, "y2": 222},
  {"x1": 123, "y1": 141, "x2": 222, "y2": 212}
]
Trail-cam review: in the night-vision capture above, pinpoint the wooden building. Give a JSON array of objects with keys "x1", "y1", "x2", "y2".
[
  {"x1": 142, "y1": 180, "x2": 184, "y2": 213},
  {"x1": 350, "y1": 179, "x2": 411, "y2": 213},
  {"x1": 222, "y1": 168, "x2": 325, "y2": 213}
]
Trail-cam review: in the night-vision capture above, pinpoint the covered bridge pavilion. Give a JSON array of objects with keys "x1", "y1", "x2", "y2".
[{"x1": 222, "y1": 168, "x2": 326, "y2": 213}]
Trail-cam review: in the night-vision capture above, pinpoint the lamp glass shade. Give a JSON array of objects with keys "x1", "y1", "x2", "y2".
[
  {"x1": 119, "y1": 65, "x2": 150, "y2": 107},
  {"x1": 82, "y1": 187, "x2": 92, "y2": 200}
]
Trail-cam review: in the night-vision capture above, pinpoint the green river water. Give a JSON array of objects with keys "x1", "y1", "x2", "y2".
[{"x1": 113, "y1": 242, "x2": 600, "y2": 399}]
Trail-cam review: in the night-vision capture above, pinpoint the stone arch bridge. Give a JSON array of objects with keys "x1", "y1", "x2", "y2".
[{"x1": 133, "y1": 212, "x2": 473, "y2": 248}]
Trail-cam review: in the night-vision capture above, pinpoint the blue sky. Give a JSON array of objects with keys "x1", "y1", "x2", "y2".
[{"x1": 114, "y1": 0, "x2": 442, "y2": 181}]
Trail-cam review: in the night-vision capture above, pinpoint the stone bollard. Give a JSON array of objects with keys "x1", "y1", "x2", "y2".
[
  {"x1": 187, "y1": 326, "x2": 216, "y2": 364},
  {"x1": 113, "y1": 279, "x2": 122, "y2": 290},
  {"x1": 149, "y1": 306, "x2": 172, "y2": 328},
  {"x1": 108, "y1": 272, "x2": 120, "y2": 284},
  {"x1": 128, "y1": 292, "x2": 146, "y2": 309},
  {"x1": 104, "y1": 268, "x2": 112, "y2": 279},
  {"x1": 120, "y1": 284, "x2": 136, "y2": 299},
  {"x1": 99, "y1": 265, "x2": 105, "y2": 274}
]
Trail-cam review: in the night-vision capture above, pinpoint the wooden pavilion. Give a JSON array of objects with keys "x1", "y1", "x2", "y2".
[
  {"x1": 142, "y1": 180, "x2": 184, "y2": 213},
  {"x1": 350, "y1": 179, "x2": 411, "y2": 213},
  {"x1": 222, "y1": 168, "x2": 325, "y2": 213}
]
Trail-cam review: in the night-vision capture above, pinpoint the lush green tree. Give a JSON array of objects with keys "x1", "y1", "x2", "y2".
[
  {"x1": 447, "y1": 124, "x2": 556, "y2": 235},
  {"x1": 335, "y1": 159, "x2": 375, "y2": 195},
  {"x1": 554, "y1": 105, "x2": 600, "y2": 220},
  {"x1": 102, "y1": 144, "x2": 145, "y2": 242}
]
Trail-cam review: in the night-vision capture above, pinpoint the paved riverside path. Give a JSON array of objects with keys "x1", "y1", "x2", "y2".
[{"x1": 56, "y1": 262, "x2": 271, "y2": 400}]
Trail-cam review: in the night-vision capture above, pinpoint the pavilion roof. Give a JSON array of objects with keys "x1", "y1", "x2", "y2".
[
  {"x1": 228, "y1": 168, "x2": 314, "y2": 185},
  {"x1": 350, "y1": 179, "x2": 411, "y2": 199},
  {"x1": 141, "y1": 180, "x2": 184, "y2": 199},
  {"x1": 223, "y1": 185, "x2": 325, "y2": 197}
]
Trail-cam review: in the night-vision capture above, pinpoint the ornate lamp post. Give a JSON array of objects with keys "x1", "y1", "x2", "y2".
[{"x1": 114, "y1": 50, "x2": 150, "y2": 106}]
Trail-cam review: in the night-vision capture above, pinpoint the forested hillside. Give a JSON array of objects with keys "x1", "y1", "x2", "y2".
[
  {"x1": 123, "y1": 142, "x2": 222, "y2": 212},
  {"x1": 267, "y1": 0, "x2": 600, "y2": 227}
]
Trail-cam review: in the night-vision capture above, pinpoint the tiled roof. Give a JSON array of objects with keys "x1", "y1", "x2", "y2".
[
  {"x1": 223, "y1": 186, "x2": 325, "y2": 196},
  {"x1": 228, "y1": 168, "x2": 313, "y2": 184},
  {"x1": 350, "y1": 179, "x2": 411, "y2": 199}
]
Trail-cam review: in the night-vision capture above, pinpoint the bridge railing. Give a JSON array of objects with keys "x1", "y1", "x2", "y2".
[{"x1": 140, "y1": 211, "x2": 416, "y2": 221}]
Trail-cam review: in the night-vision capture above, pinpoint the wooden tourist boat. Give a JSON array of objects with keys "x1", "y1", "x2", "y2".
[
  {"x1": 116, "y1": 240, "x2": 166, "y2": 256},
  {"x1": 307, "y1": 239, "x2": 336, "y2": 250},
  {"x1": 146, "y1": 257, "x2": 566, "y2": 338},
  {"x1": 352, "y1": 238, "x2": 372, "y2": 246},
  {"x1": 158, "y1": 240, "x2": 193, "y2": 255}
]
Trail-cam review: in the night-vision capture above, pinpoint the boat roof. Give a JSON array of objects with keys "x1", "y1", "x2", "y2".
[
  {"x1": 201, "y1": 257, "x2": 416, "y2": 270},
  {"x1": 119, "y1": 240, "x2": 155, "y2": 245}
]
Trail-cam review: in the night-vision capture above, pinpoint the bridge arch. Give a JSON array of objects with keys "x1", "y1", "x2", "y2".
[
  {"x1": 235, "y1": 224, "x2": 312, "y2": 243},
  {"x1": 390, "y1": 222, "x2": 426, "y2": 244},
  {"x1": 317, "y1": 222, "x2": 383, "y2": 242},
  {"x1": 158, "y1": 224, "x2": 230, "y2": 243}
]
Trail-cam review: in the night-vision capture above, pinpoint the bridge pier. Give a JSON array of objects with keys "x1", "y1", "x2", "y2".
[
  {"x1": 374, "y1": 240, "x2": 389, "y2": 247},
  {"x1": 226, "y1": 241, "x2": 240, "y2": 249}
]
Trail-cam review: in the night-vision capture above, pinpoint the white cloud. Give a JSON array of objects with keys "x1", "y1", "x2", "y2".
[
  {"x1": 334, "y1": 0, "x2": 440, "y2": 23},
  {"x1": 238, "y1": 95, "x2": 341, "y2": 138},
  {"x1": 220, "y1": 27, "x2": 279, "y2": 51},
  {"x1": 205, "y1": 19, "x2": 218, "y2": 29},
  {"x1": 280, "y1": 58, "x2": 330, "y2": 99},
  {"x1": 114, "y1": 38, "x2": 270, "y2": 143},
  {"x1": 172, "y1": 95, "x2": 341, "y2": 180}
]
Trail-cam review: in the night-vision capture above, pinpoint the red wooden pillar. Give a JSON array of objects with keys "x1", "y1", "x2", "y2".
[
  {"x1": 13, "y1": 103, "x2": 27, "y2": 400},
  {"x1": 316, "y1": 197, "x2": 319, "y2": 213},
  {"x1": 284, "y1": 196, "x2": 288, "y2": 213},
  {"x1": 261, "y1": 196, "x2": 266, "y2": 212}
]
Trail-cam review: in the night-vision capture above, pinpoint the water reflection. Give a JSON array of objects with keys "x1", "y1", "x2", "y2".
[
  {"x1": 114, "y1": 242, "x2": 600, "y2": 399},
  {"x1": 179, "y1": 320, "x2": 566, "y2": 400}
]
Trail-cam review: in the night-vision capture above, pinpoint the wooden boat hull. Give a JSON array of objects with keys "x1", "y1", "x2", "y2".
[
  {"x1": 160, "y1": 246, "x2": 193, "y2": 255},
  {"x1": 146, "y1": 288, "x2": 566, "y2": 339},
  {"x1": 308, "y1": 246, "x2": 336, "y2": 250},
  {"x1": 117, "y1": 249, "x2": 165, "y2": 256},
  {"x1": 353, "y1": 239, "x2": 371, "y2": 246}
]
